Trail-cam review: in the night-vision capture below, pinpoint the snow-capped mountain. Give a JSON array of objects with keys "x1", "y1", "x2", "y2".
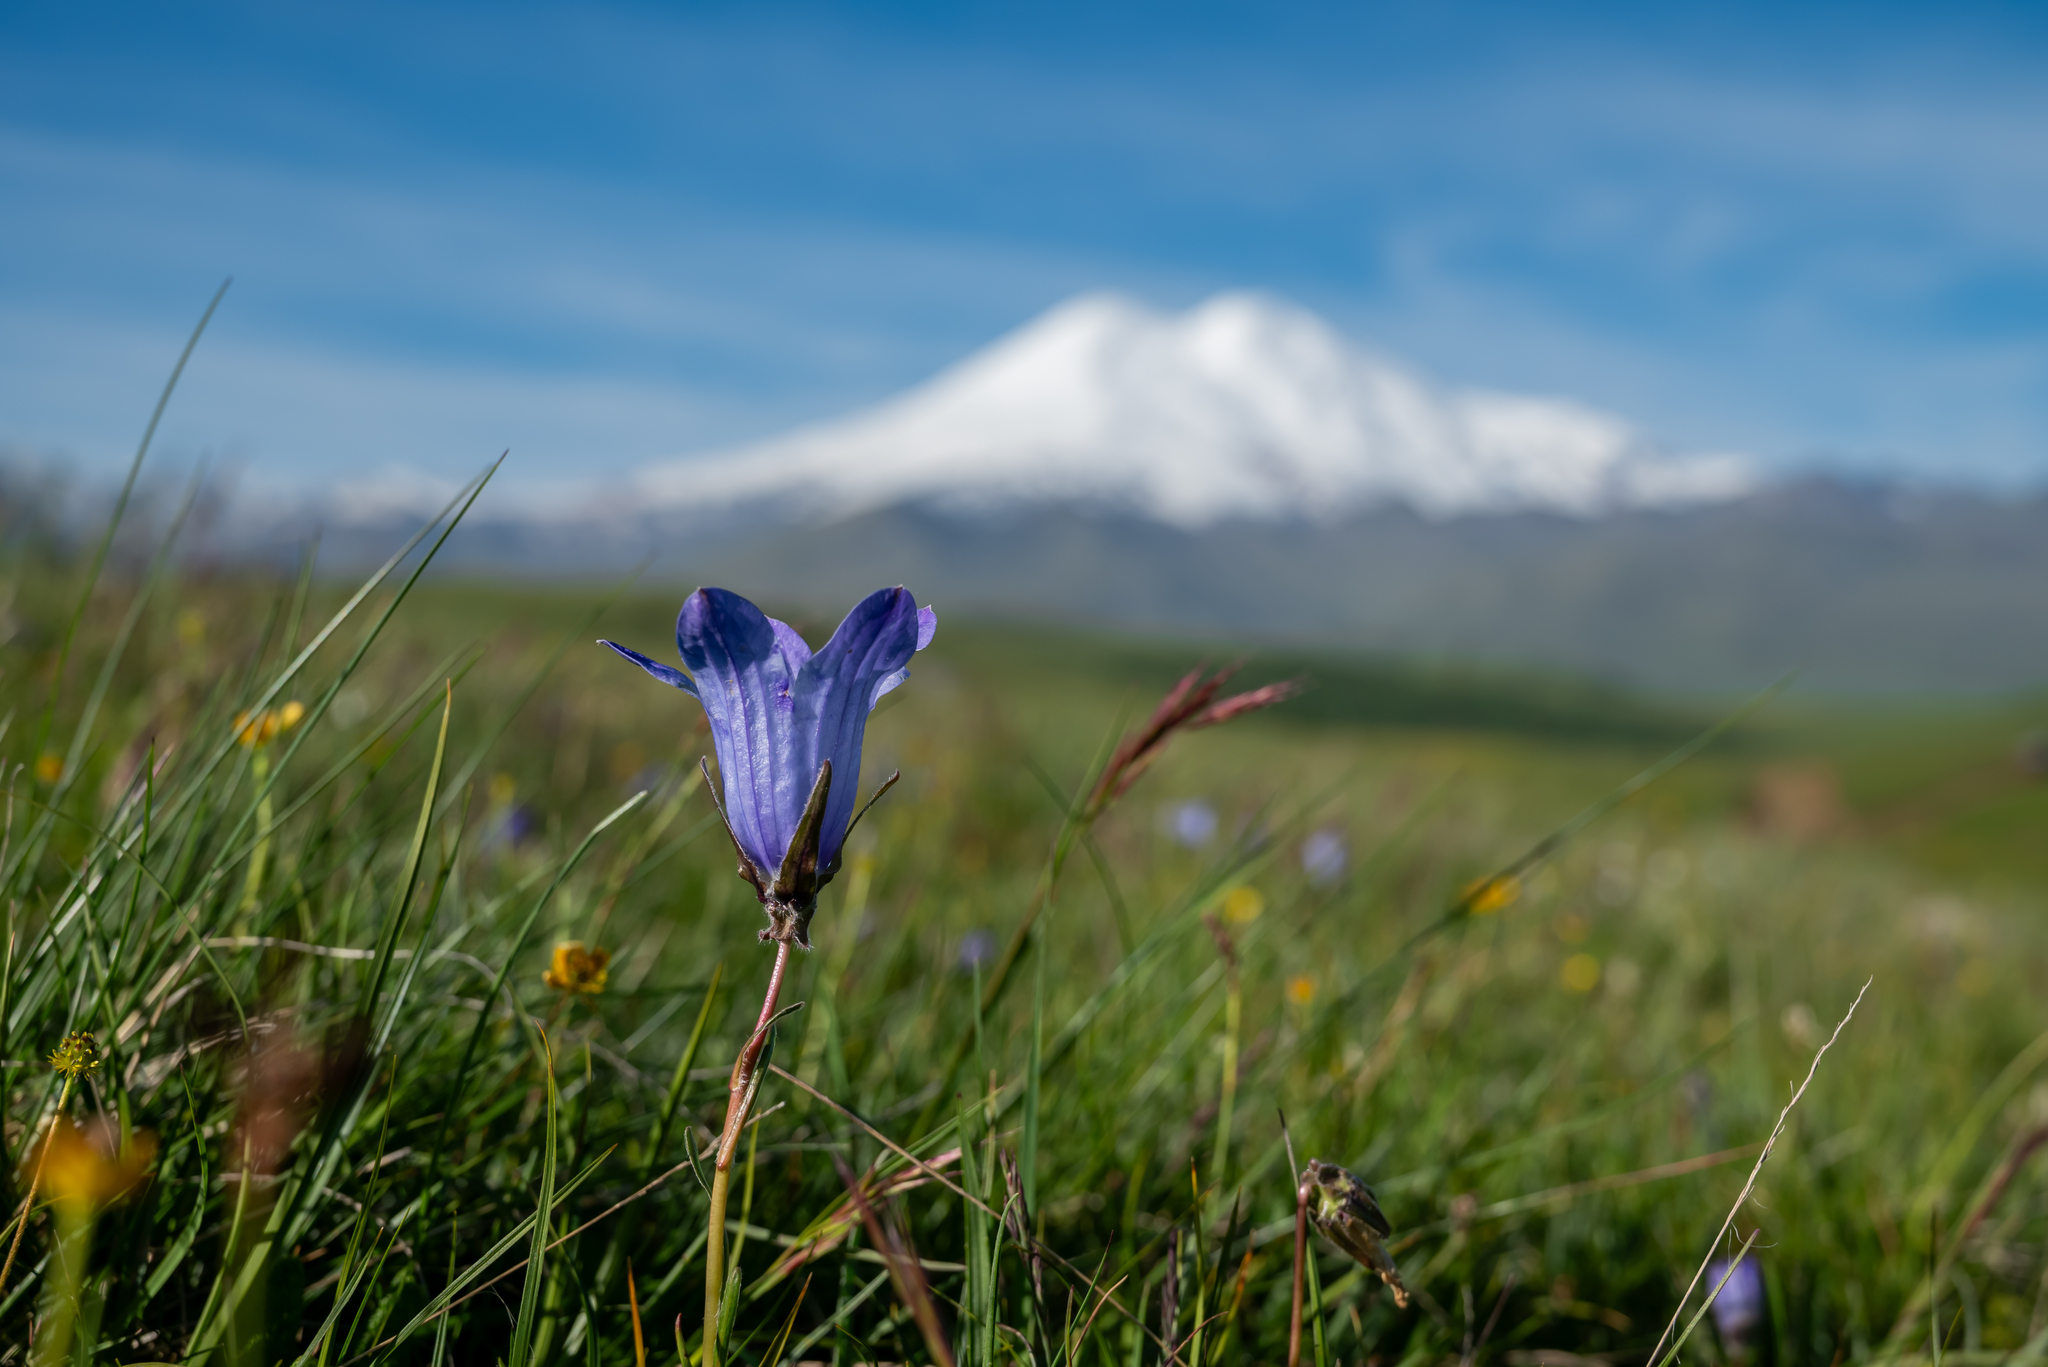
[
  {"x1": 630, "y1": 291, "x2": 1753, "y2": 527},
  {"x1": 240, "y1": 290, "x2": 2048, "y2": 692}
]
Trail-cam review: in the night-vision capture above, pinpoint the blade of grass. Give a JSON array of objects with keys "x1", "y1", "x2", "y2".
[
  {"x1": 648, "y1": 962, "x2": 724, "y2": 1179},
  {"x1": 1410, "y1": 674, "x2": 1793, "y2": 950},
  {"x1": 278, "y1": 683, "x2": 457, "y2": 1250},
  {"x1": 776, "y1": 1065, "x2": 1175, "y2": 1356},
  {"x1": 762, "y1": 1273, "x2": 814, "y2": 1367},
  {"x1": 431, "y1": 1207, "x2": 460, "y2": 1367},
  {"x1": 629, "y1": 1261, "x2": 648, "y2": 1367},
  {"x1": 340, "y1": 1147, "x2": 616, "y2": 1360},
  {"x1": 31, "y1": 279, "x2": 228, "y2": 773},
  {"x1": 147, "y1": 455, "x2": 500, "y2": 845},
  {"x1": 509, "y1": 1028, "x2": 561, "y2": 1367},
  {"x1": 780, "y1": 1269, "x2": 890, "y2": 1365},
  {"x1": 432, "y1": 788, "x2": 648, "y2": 1160}
]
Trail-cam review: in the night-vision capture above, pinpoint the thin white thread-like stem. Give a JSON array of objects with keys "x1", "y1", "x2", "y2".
[{"x1": 1647, "y1": 976, "x2": 1872, "y2": 1367}]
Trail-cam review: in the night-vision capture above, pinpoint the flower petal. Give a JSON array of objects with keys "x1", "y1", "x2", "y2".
[
  {"x1": 870, "y1": 670, "x2": 908, "y2": 709},
  {"x1": 767, "y1": 617, "x2": 813, "y2": 687},
  {"x1": 790, "y1": 587, "x2": 923, "y2": 868},
  {"x1": 872, "y1": 605, "x2": 939, "y2": 708},
  {"x1": 676, "y1": 588, "x2": 800, "y2": 873},
  {"x1": 599, "y1": 640, "x2": 699, "y2": 698}
]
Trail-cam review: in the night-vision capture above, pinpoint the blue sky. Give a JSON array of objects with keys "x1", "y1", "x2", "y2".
[{"x1": 3, "y1": 0, "x2": 2046, "y2": 501}]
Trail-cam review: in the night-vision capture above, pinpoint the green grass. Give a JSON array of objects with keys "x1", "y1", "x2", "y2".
[{"x1": 0, "y1": 489, "x2": 2044, "y2": 1366}]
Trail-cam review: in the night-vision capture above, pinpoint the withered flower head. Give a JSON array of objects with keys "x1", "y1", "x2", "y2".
[
  {"x1": 544, "y1": 941, "x2": 611, "y2": 996},
  {"x1": 1303, "y1": 1158, "x2": 1409, "y2": 1307},
  {"x1": 235, "y1": 1026, "x2": 360, "y2": 1178},
  {"x1": 37, "y1": 1117, "x2": 156, "y2": 1214},
  {"x1": 48, "y1": 1030, "x2": 101, "y2": 1081}
]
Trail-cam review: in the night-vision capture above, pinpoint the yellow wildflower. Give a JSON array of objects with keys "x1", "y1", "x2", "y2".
[
  {"x1": 234, "y1": 700, "x2": 306, "y2": 749},
  {"x1": 1464, "y1": 874, "x2": 1521, "y2": 915},
  {"x1": 37, "y1": 1118, "x2": 156, "y2": 1214},
  {"x1": 1286, "y1": 974, "x2": 1317, "y2": 1007},
  {"x1": 33, "y1": 753, "x2": 62, "y2": 785},
  {"x1": 1222, "y1": 885, "x2": 1265, "y2": 924},
  {"x1": 47, "y1": 1030, "x2": 101, "y2": 1081},
  {"x1": 544, "y1": 941, "x2": 611, "y2": 996},
  {"x1": 1560, "y1": 953, "x2": 1602, "y2": 993}
]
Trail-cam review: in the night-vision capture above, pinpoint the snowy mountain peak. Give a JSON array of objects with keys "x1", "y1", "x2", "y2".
[{"x1": 631, "y1": 291, "x2": 1753, "y2": 527}]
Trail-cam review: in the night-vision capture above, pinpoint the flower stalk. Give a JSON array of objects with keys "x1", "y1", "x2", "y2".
[
  {"x1": 24, "y1": 1116, "x2": 155, "y2": 1367},
  {"x1": 1288, "y1": 1174, "x2": 1310, "y2": 1367},
  {"x1": 0, "y1": 1072, "x2": 74, "y2": 1300},
  {"x1": 0, "y1": 1031, "x2": 102, "y2": 1300},
  {"x1": 233, "y1": 700, "x2": 303, "y2": 923},
  {"x1": 1205, "y1": 913, "x2": 1243, "y2": 1190},
  {"x1": 703, "y1": 938, "x2": 794, "y2": 1367}
]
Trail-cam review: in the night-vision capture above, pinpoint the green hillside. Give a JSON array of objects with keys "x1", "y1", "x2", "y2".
[{"x1": 0, "y1": 540, "x2": 2043, "y2": 1363}]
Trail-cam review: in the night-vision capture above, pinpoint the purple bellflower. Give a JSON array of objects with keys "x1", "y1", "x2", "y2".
[
  {"x1": 601, "y1": 586, "x2": 935, "y2": 948},
  {"x1": 1706, "y1": 1254, "x2": 1765, "y2": 1353}
]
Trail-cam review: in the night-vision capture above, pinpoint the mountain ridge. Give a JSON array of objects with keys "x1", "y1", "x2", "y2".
[
  {"x1": 254, "y1": 478, "x2": 2047, "y2": 694},
  {"x1": 650, "y1": 481, "x2": 2048, "y2": 693}
]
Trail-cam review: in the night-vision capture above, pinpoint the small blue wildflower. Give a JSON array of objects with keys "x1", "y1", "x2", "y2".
[
  {"x1": 1301, "y1": 829, "x2": 1348, "y2": 886},
  {"x1": 956, "y1": 929, "x2": 997, "y2": 973},
  {"x1": 1164, "y1": 799, "x2": 1219, "y2": 849},
  {"x1": 485, "y1": 803, "x2": 538, "y2": 851},
  {"x1": 1706, "y1": 1255, "x2": 1765, "y2": 1351},
  {"x1": 602, "y1": 586, "x2": 935, "y2": 947}
]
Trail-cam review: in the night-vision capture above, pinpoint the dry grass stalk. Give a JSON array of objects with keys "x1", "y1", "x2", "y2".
[
  {"x1": 832, "y1": 1150, "x2": 955, "y2": 1367},
  {"x1": 1646, "y1": 976, "x2": 1872, "y2": 1367}
]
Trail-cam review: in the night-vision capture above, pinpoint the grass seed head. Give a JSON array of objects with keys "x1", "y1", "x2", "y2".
[{"x1": 1085, "y1": 663, "x2": 1303, "y2": 818}]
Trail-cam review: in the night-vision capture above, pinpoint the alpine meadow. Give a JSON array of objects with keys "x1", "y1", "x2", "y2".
[
  {"x1": 0, "y1": 418, "x2": 2044, "y2": 1367},
  {"x1": 13, "y1": 2, "x2": 2048, "y2": 1360}
]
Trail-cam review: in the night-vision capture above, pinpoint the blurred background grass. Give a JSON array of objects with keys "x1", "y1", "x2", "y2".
[{"x1": 0, "y1": 506, "x2": 2045, "y2": 1363}]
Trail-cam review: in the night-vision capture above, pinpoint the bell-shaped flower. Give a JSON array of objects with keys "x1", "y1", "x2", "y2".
[
  {"x1": 1706, "y1": 1255, "x2": 1765, "y2": 1352},
  {"x1": 602, "y1": 585, "x2": 935, "y2": 946}
]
